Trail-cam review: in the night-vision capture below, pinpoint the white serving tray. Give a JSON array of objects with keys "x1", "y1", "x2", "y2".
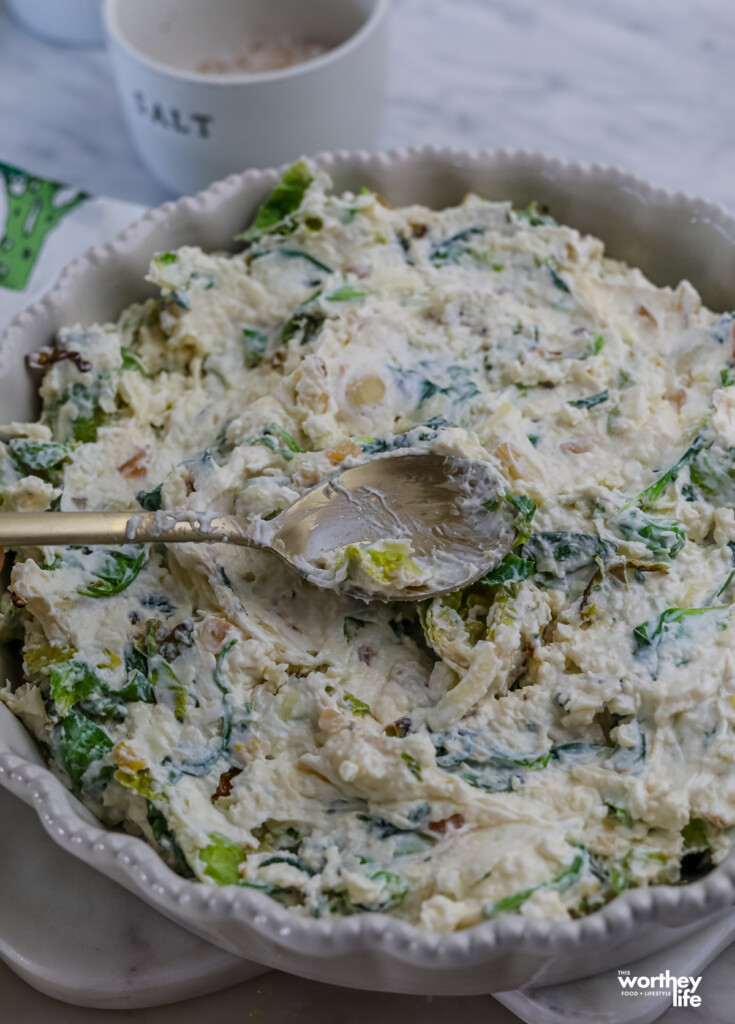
[{"x1": 2, "y1": 771, "x2": 733, "y2": 1022}]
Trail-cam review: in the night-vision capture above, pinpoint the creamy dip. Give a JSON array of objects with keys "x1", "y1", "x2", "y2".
[{"x1": 2, "y1": 160, "x2": 735, "y2": 931}]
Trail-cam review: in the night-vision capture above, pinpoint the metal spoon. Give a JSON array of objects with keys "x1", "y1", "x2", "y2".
[{"x1": 0, "y1": 452, "x2": 515, "y2": 601}]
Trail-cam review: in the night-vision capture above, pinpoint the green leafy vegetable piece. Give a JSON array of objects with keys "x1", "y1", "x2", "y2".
[
  {"x1": 581, "y1": 334, "x2": 606, "y2": 358},
  {"x1": 78, "y1": 546, "x2": 146, "y2": 598},
  {"x1": 44, "y1": 381, "x2": 109, "y2": 445},
  {"x1": 120, "y1": 346, "x2": 145, "y2": 372},
  {"x1": 637, "y1": 435, "x2": 704, "y2": 508},
  {"x1": 172, "y1": 640, "x2": 236, "y2": 778},
  {"x1": 433, "y1": 728, "x2": 551, "y2": 791},
  {"x1": 568, "y1": 389, "x2": 609, "y2": 409},
  {"x1": 504, "y1": 491, "x2": 537, "y2": 545},
  {"x1": 480, "y1": 552, "x2": 535, "y2": 587},
  {"x1": 391, "y1": 363, "x2": 479, "y2": 411},
  {"x1": 242, "y1": 328, "x2": 268, "y2": 368},
  {"x1": 72, "y1": 411, "x2": 104, "y2": 443},
  {"x1": 49, "y1": 659, "x2": 105, "y2": 715},
  {"x1": 401, "y1": 752, "x2": 423, "y2": 781},
  {"x1": 609, "y1": 861, "x2": 630, "y2": 895},
  {"x1": 249, "y1": 423, "x2": 303, "y2": 460},
  {"x1": 546, "y1": 258, "x2": 571, "y2": 293},
  {"x1": 275, "y1": 248, "x2": 333, "y2": 275},
  {"x1": 281, "y1": 292, "x2": 327, "y2": 345},
  {"x1": 359, "y1": 418, "x2": 449, "y2": 456},
  {"x1": 720, "y1": 367, "x2": 735, "y2": 387},
  {"x1": 514, "y1": 201, "x2": 556, "y2": 227},
  {"x1": 360, "y1": 865, "x2": 410, "y2": 909},
  {"x1": 327, "y1": 284, "x2": 366, "y2": 302},
  {"x1": 199, "y1": 832, "x2": 245, "y2": 885},
  {"x1": 682, "y1": 817, "x2": 709, "y2": 852},
  {"x1": 523, "y1": 531, "x2": 618, "y2": 574},
  {"x1": 344, "y1": 691, "x2": 371, "y2": 717},
  {"x1": 135, "y1": 620, "x2": 189, "y2": 722},
  {"x1": 486, "y1": 853, "x2": 585, "y2": 917},
  {"x1": 146, "y1": 801, "x2": 190, "y2": 871},
  {"x1": 154, "y1": 252, "x2": 177, "y2": 266},
  {"x1": 119, "y1": 659, "x2": 155, "y2": 704},
  {"x1": 238, "y1": 160, "x2": 313, "y2": 242},
  {"x1": 612, "y1": 506, "x2": 685, "y2": 560},
  {"x1": 136, "y1": 484, "x2": 163, "y2": 511},
  {"x1": 709, "y1": 312, "x2": 735, "y2": 346},
  {"x1": 429, "y1": 226, "x2": 485, "y2": 266},
  {"x1": 49, "y1": 709, "x2": 113, "y2": 792},
  {"x1": 7, "y1": 439, "x2": 73, "y2": 478},
  {"x1": 688, "y1": 443, "x2": 735, "y2": 506},
  {"x1": 607, "y1": 804, "x2": 635, "y2": 827},
  {"x1": 633, "y1": 606, "x2": 726, "y2": 657}
]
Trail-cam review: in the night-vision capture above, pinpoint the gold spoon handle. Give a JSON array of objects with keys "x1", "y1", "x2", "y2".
[{"x1": 0, "y1": 511, "x2": 253, "y2": 550}]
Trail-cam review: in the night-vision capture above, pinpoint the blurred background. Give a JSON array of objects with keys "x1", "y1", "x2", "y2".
[{"x1": 0, "y1": 0, "x2": 732, "y2": 206}]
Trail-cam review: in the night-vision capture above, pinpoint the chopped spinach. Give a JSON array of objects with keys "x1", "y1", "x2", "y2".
[
  {"x1": 77, "y1": 546, "x2": 146, "y2": 598},
  {"x1": 49, "y1": 708, "x2": 114, "y2": 793},
  {"x1": 120, "y1": 346, "x2": 146, "y2": 372},
  {"x1": 136, "y1": 484, "x2": 163, "y2": 511},
  {"x1": 172, "y1": 640, "x2": 236, "y2": 778},
  {"x1": 688, "y1": 442, "x2": 735, "y2": 506},
  {"x1": 391, "y1": 363, "x2": 479, "y2": 412},
  {"x1": 504, "y1": 492, "x2": 537, "y2": 546},
  {"x1": 480, "y1": 552, "x2": 535, "y2": 587},
  {"x1": 513, "y1": 201, "x2": 556, "y2": 228},
  {"x1": 485, "y1": 852, "x2": 585, "y2": 917},
  {"x1": 281, "y1": 299, "x2": 327, "y2": 346},
  {"x1": 146, "y1": 801, "x2": 191, "y2": 872},
  {"x1": 546, "y1": 258, "x2": 571, "y2": 294},
  {"x1": 433, "y1": 728, "x2": 551, "y2": 791},
  {"x1": 238, "y1": 160, "x2": 313, "y2": 243},
  {"x1": 49, "y1": 660, "x2": 105, "y2": 716},
  {"x1": 271, "y1": 248, "x2": 332, "y2": 275},
  {"x1": 633, "y1": 605, "x2": 727, "y2": 660},
  {"x1": 249, "y1": 423, "x2": 303, "y2": 460},
  {"x1": 7, "y1": 439, "x2": 73, "y2": 480},
  {"x1": 359, "y1": 417, "x2": 450, "y2": 455},
  {"x1": 709, "y1": 312, "x2": 735, "y2": 346},
  {"x1": 637, "y1": 435, "x2": 704, "y2": 508},
  {"x1": 327, "y1": 284, "x2": 366, "y2": 302},
  {"x1": 522, "y1": 532, "x2": 618, "y2": 574},
  {"x1": 568, "y1": 389, "x2": 609, "y2": 409},
  {"x1": 242, "y1": 328, "x2": 268, "y2": 368},
  {"x1": 429, "y1": 225, "x2": 485, "y2": 266},
  {"x1": 612, "y1": 506, "x2": 685, "y2": 560},
  {"x1": 401, "y1": 752, "x2": 423, "y2": 781}
]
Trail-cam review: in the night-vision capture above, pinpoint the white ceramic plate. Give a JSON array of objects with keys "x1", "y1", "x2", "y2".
[{"x1": 2, "y1": 147, "x2": 735, "y2": 995}]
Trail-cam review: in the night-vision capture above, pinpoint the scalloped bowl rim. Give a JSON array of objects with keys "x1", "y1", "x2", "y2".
[{"x1": 1, "y1": 145, "x2": 735, "y2": 987}]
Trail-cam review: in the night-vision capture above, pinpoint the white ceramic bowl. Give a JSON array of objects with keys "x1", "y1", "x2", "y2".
[
  {"x1": 104, "y1": 0, "x2": 390, "y2": 195},
  {"x1": 2, "y1": 148, "x2": 735, "y2": 996}
]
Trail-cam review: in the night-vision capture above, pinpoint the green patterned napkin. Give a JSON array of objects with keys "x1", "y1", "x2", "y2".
[{"x1": 0, "y1": 163, "x2": 144, "y2": 326}]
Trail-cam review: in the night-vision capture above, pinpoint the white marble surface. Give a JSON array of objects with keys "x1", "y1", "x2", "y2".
[
  {"x1": 1, "y1": 0, "x2": 735, "y2": 210},
  {"x1": 3, "y1": 0, "x2": 735, "y2": 1019}
]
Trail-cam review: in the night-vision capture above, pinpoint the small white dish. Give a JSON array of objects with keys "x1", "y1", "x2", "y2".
[
  {"x1": 104, "y1": 0, "x2": 390, "y2": 194},
  {"x1": 3, "y1": 147, "x2": 735, "y2": 996},
  {"x1": 0, "y1": 780, "x2": 262, "y2": 1009}
]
